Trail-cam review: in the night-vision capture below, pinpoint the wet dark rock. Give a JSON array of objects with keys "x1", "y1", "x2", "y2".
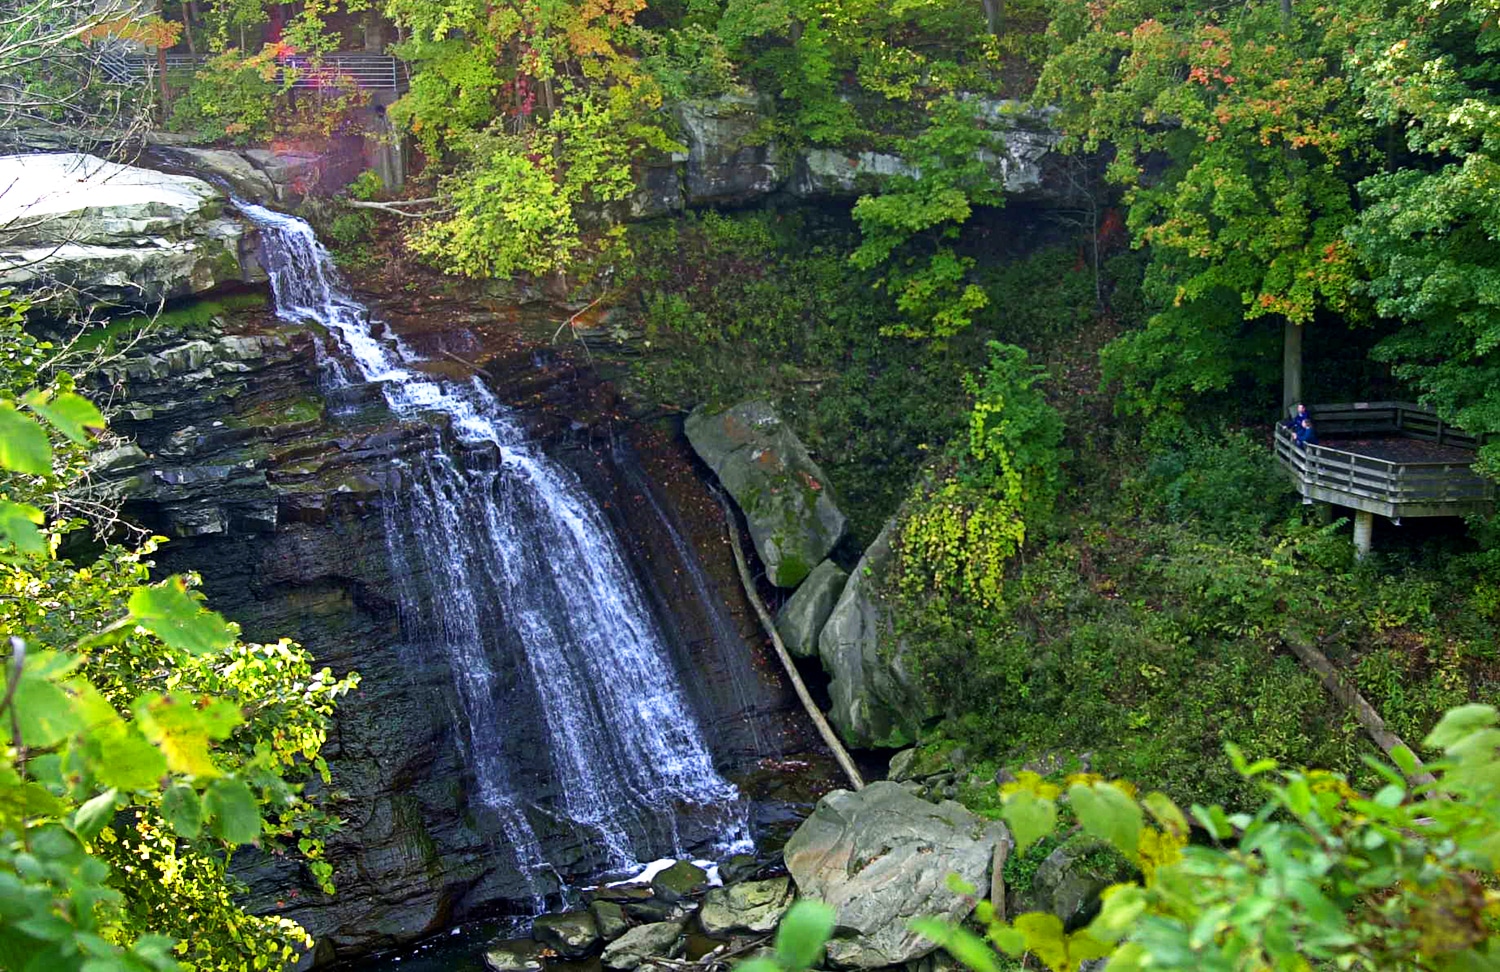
[
  {"x1": 591, "y1": 901, "x2": 632, "y2": 942},
  {"x1": 717, "y1": 854, "x2": 760, "y2": 886},
  {"x1": 534, "y1": 912, "x2": 602, "y2": 958},
  {"x1": 623, "y1": 898, "x2": 695, "y2": 924}
]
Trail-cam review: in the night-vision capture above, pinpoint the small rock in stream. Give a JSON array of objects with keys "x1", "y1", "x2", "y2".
[
  {"x1": 601, "y1": 920, "x2": 685, "y2": 970},
  {"x1": 533, "y1": 911, "x2": 602, "y2": 958},
  {"x1": 591, "y1": 900, "x2": 632, "y2": 941},
  {"x1": 650, "y1": 860, "x2": 709, "y2": 902},
  {"x1": 483, "y1": 939, "x2": 546, "y2": 972}
]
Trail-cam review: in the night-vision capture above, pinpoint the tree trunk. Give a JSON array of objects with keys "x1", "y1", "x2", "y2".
[
  {"x1": 156, "y1": 47, "x2": 170, "y2": 112},
  {"x1": 180, "y1": 0, "x2": 195, "y2": 55},
  {"x1": 1282, "y1": 319, "x2": 1303, "y2": 416},
  {"x1": 980, "y1": 0, "x2": 1004, "y2": 34}
]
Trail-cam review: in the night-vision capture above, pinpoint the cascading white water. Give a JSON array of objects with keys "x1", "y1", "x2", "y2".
[{"x1": 237, "y1": 202, "x2": 750, "y2": 886}]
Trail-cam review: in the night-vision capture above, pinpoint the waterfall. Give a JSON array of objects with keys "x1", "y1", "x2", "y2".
[{"x1": 237, "y1": 202, "x2": 751, "y2": 891}]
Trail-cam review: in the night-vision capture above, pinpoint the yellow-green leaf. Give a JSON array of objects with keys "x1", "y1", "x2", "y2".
[
  {"x1": 1069, "y1": 782, "x2": 1143, "y2": 858},
  {"x1": 129, "y1": 577, "x2": 235, "y2": 656},
  {"x1": 204, "y1": 777, "x2": 261, "y2": 846},
  {"x1": 1002, "y1": 788, "x2": 1058, "y2": 855},
  {"x1": 0, "y1": 500, "x2": 44, "y2": 554},
  {"x1": 23, "y1": 390, "x2": 105, "y2": 444},
  {"x1": 0, "y1": 403, "x2": 51, "y2": 475}
]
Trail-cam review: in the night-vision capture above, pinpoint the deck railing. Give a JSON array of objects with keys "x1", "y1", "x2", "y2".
[
  {"x1": 1273, "y1": 402, "x2": 1495, "y2": 517},
  {"x1": 97, "y1": 51, "x2": 410, "y2": 91},
  {"x1": 1291, "y1": 401, "x2": 1482, "y2": 450}
]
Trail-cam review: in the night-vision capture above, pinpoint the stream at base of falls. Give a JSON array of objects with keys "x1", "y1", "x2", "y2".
[{"x1": 238, "y1": 202, "x2": 756, "y2": 925}]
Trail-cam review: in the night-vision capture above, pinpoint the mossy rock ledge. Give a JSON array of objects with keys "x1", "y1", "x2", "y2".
[{"x1": 685, "y1": 400, "x2": 847, "y2": 588}]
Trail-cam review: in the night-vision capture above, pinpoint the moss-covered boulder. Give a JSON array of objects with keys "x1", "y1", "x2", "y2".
[
  {"x1": 483, "y1": 939, "x2": 545, "y2": 972},
  {"x1": 698, "y1": 877, "x2": 793, "y2": 935},
  {"x1": 591, "y1": 900, "x2": 632, "y2": 941},
  {"x1": 1010, "y1": 836, "x2": 1133, "y2": 930},
  {"x1": 776, "y1": 559, "x2": 848, "y2": 657},
  {"x1": 818, "y1": 519, "x2": 934, "y2": 748},
  {"x1": 685, "y1": 401, "x2": 847, "y2": 587},
  {"x1": 650, "y1": 860, "x2": 710, "y2": 902}
]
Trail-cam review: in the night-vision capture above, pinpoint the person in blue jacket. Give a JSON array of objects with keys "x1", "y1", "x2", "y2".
[
  {"x1": 1283, "y1": 403, "x2": 1310, "y2": 432},
  {"x1": 1295, "y1": 417, "x2": 1318, "y2": 447}
]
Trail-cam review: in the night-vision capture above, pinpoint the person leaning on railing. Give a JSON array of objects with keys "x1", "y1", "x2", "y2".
[{"x1": 1295, "y1": 418, "x2": 1318, "y2": 448}]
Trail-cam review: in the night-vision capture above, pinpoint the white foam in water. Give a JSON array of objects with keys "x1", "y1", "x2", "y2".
[
  {"x1": 237, "y1": 201, "x2": 751, "y2": 891},
  {"x1": 603, "y1": 858, "x2": 724, "y2": 888}
]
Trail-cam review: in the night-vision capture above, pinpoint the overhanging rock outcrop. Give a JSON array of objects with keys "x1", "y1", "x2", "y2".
[
  {"x1": 633, "y1": 93, "x2": 1076, "y2": 213},
  {"x1": 0, "y1": 153, "x2": 264, "y2": 312}
]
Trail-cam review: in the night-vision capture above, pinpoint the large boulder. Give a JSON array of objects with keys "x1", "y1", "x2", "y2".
[
  {"x1": 698, "y1": 877, "x2": 794, "y2": 935},
  {"x1": 0, "y1": 153, "x2": 262, "y2": 311},
  {"x1": 601, "y1": 920, "x2": 685, "y2": 970},
  {"x1": 776, "y1": 559, "x2": 848, "y2": 658},
  {"x1": 818, "y1": 519, "x2": 933, "y2": 748},
  {"x1": 685, "y1": 401, "x2": 847, "y2": 588},
  {"x1": 784, "y1": 782, "x2": 1012, "y2": 969}
]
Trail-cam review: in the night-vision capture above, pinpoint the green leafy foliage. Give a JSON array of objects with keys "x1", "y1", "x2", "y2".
[
  {"x1": 851, "y1": 97, "x2": 1007, "y2": 340},
  {"x1": 898, "y1": 342, "x2": 1064, "y2": 607},
  {"x1": 0, "y1": 296, "x2": 359, "y2": 972},
  {"x1": 737, "y1": 900, "x2": 837, "y2": 972},
  {"x1": 1345, "y1": 0, "x2": 1500, "y2": 478}
]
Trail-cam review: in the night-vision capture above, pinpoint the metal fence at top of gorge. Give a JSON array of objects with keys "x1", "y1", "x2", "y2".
[{"x1": 96, "y1": 50, "x2": 410, "y2": 91}]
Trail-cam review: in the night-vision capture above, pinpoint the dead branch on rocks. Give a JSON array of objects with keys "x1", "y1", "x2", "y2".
[{"x1": 713, "y1": 487, "x2": 865, "y2": 791}]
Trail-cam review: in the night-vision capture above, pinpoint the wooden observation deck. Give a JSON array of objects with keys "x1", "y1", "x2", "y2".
[{"x1": 1273, "y1": 402, "x2": 1494, "y2": 555}]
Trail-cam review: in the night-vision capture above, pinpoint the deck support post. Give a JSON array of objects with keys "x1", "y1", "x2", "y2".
[{"x1": 1353, "y1": 509, "x2": 1374, "y2": 559}]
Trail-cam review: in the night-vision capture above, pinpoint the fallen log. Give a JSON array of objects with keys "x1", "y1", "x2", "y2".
[{"x1": 714, "y1": 488, "x2": 865, "y2": 791}]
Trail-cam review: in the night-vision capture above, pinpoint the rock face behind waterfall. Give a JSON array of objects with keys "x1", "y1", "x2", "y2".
[
  {"x1": 0, "y1": 153, "x2": 262, "y2": 310},
  {"x1": 685, "y1": 400, "x2": 847, "y2": 588},
  {"x1": 784, "y1": 781, "x2": 1013, "y2": 969},
  {"x1": 85, "y1": 281, "x2": 827, "y2": 964}
]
